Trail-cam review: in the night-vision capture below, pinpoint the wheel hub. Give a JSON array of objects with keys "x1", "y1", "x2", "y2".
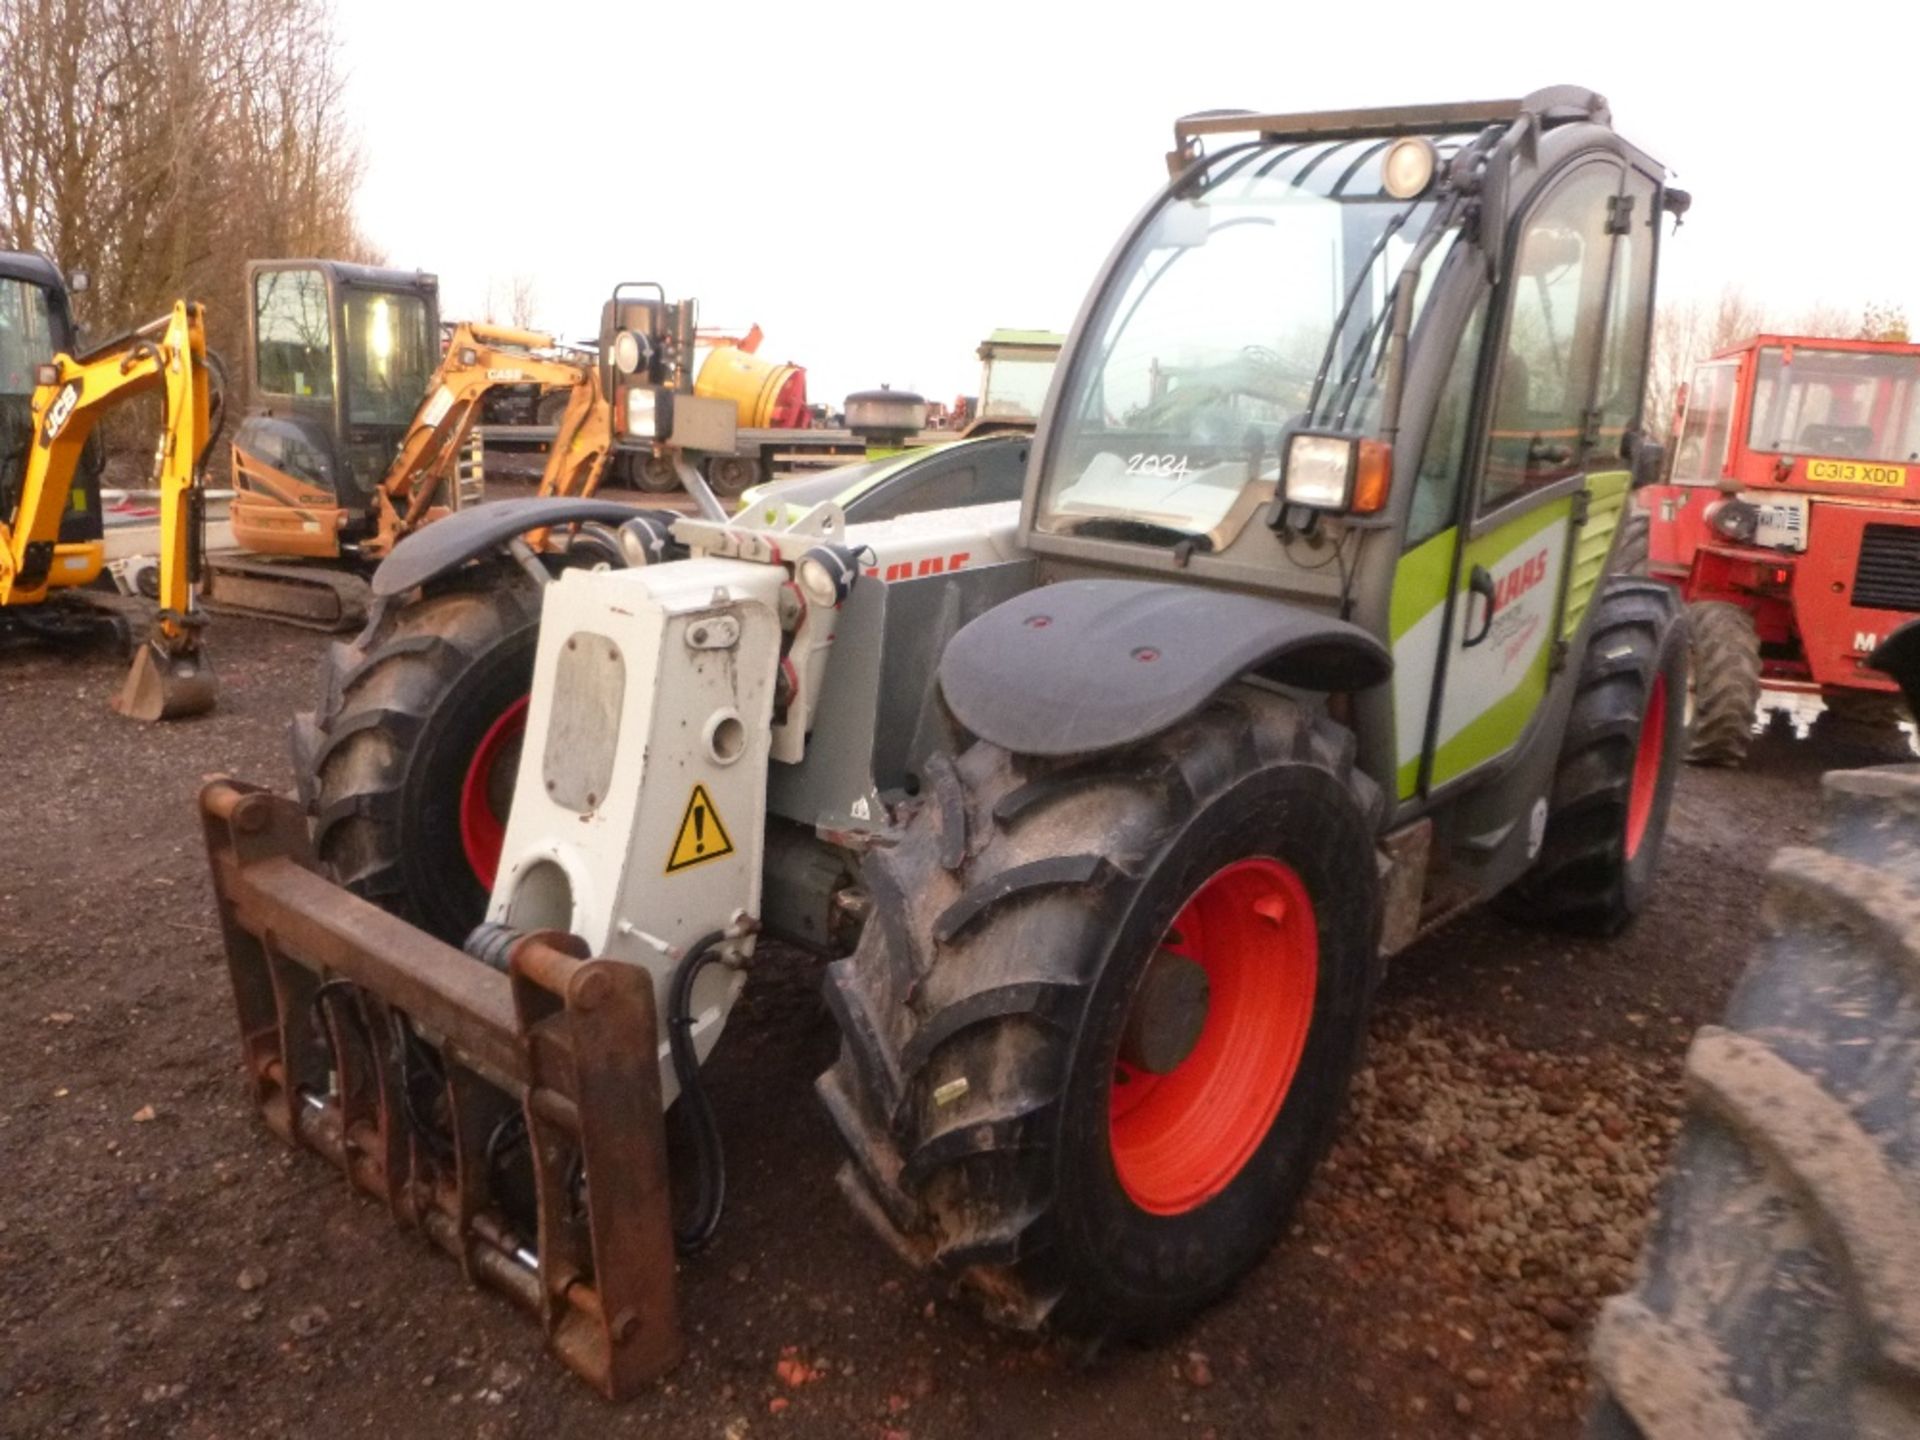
[
  {"x1": 1108, "y1": 857, "x2": 1318, "y2": 1216},
  {"x1": 1118, "y1": 949, "x2": 1211, "y2": 1075}
]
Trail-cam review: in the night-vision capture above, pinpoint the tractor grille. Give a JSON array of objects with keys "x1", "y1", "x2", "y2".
[{"x1": 1853, "y1": 523, "x2": 1920, "y2": 613}]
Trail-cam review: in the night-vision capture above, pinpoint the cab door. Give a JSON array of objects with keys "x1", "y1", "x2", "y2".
[{"x1": 1407, "y1": 156, "x2": 1658, "y2": 796}]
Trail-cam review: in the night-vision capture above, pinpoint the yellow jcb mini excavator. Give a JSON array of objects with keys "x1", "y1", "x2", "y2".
[
  {"x1": 0, "y1": 280, "x2": 219, "y2": 719},
  {"x1": 219, "y1": 260, "x2": 612, "y2": 627}
]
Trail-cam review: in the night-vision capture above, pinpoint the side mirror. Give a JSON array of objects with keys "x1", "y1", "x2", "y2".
[
  {"x1": 66, "y1": 269, "x2": 90, "y2": 295},
  {"x1": 1626, "y1": 431, "x2": 1666, "y2": 490}
]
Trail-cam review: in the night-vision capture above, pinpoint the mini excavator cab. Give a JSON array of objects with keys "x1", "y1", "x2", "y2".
[{"x1": 231, "y1": 260, "x2": 441, "y2": 557}]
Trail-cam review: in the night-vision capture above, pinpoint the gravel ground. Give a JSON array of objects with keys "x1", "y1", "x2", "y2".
[{"x1": 0, "y1": 594, "x2": 1897, "y2": 1439}]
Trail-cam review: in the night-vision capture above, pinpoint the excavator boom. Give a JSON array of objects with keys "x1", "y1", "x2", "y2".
[
  {"x1": 368, "y1": 321, "x2": 612, "y2": 556},
  {"x1": 1, "y1": 301, "x2": 218, "y2": 719}
]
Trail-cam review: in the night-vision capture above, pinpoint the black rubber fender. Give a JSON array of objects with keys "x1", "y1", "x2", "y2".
[
  {"x1": 938, "y1": 578, "x2": 1390, "y2": 758},
  {"x1": 371, "y1": 497, "x2": 648, "y2": 598}
]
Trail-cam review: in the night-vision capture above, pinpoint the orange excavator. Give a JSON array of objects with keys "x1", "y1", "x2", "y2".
[{"x1": 218, "y1": 260, "x2": 613, "y2": 627}]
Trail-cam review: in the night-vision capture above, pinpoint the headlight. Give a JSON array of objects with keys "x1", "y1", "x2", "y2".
[
  {"x1": 611, "y1": 329, "x2": 648, "y2": 377},
  {"x1": 1381, "y1": 137, "x2": 1438, "y2": 199},
  {"x1": 626, "y1": 386, "x2": 659, "y2": 438},
  {"x1": 1283, "y1": 434, "x2": 1358, "y2": 509},
  {"x1": 1282, "y1": 432, "x2": 1393, "y2": 516},
  {"x1": 797, "y1": 545, "x2": 859, "y2": 606},
  {"x1": 1705, "y1": 497, "x2": 1759, "y2": 545}
]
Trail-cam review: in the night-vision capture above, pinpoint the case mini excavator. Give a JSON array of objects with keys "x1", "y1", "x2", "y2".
[
  {"x1": 220, "y1": 260, "x2": 613, "y2": 627},
  {"x1": 0, "y1": 250, "x2": 219, "y2": 719}
]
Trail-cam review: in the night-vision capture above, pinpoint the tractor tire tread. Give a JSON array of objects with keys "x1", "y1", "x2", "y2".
[
  {"x1": 1504, "y1": 577, "x2": 1685, "y2": 934},
  {"x1": 1589, "y1": 763, "x2": 1920, "y2": 1437},
  {"x1": 819, "y1": 689, "x2": 1379, "y2": 1340},
  {"x1": 298, "y1": 568, "x2": 540, "y2": 939},
  {"x1": 1686, "y1": 600, "x2": 1762, "y2": 767}
]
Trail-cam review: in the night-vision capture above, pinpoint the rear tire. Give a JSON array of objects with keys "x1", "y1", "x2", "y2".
[
  {"x1": 1685, "y1": 600, "x2": 1761, "y2": 767},
  {"x1": 294, "y1": 568, "x2": 540, "y2": 944},
  {"x1": 631, "y1": 453, "x2": 681, "y2": 493},
  {"x1": 1612, "y1": 506, "x2": 1650, "y2": 577},
  {"x1": 1503, "y1": 577, "x2": 1688, "y2": 935},
  {"x1": 1812, "y1": 690, "x2": 1916, "y2": 759},
  {"x1": 1589, "y1": 765, "x2": 1920, "y2": 1438},
  {"x1": 818, "y1": 688, "x2": 1382, "y2": 1340},
  {"x1": 706, "y1": 456, "x2": 762, "y2": 500}
]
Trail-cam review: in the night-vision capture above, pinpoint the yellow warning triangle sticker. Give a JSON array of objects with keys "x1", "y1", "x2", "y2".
[{"x1": 666, "y1": 783, "x2": 736, "y2": 873}]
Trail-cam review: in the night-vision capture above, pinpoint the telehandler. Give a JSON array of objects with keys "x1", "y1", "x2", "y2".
[
  {"x1": 1, "y1": 251, "x2": 219, "y2": 719},
  {"x1": 201, "y1": 87, "x2": 1687, "y2": 1396},
  {"x1": 220, "y1": 259, "x2": 615, "y2": 626}
]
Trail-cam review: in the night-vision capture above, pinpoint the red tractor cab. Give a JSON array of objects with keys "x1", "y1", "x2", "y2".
[{"x1": 1644, "y1": 334, "x2": 1920, "y2": 762}]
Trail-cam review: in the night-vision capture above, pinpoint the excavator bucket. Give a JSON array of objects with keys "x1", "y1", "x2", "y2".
[
  {"x1": 113, "y1": 638, "x2": 216, "y2": 721},
  {"x1": 199, "y1": 778, "x2": 683, "y2": 1398}
]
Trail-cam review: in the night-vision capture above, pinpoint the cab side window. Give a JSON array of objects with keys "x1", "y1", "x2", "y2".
[
  {"x1": 1407, "y1": 299, "x2": 1488, "y2": 547},
  {"x1": 255, "y1": 269, "x2": 333, "y2": 399},
  {"x1": 1481, "y1": 163, "x2": 1620, "y2": 513},
  {"x1": 1594, "y1": 169, "x2": 1659, "y2": 461}
]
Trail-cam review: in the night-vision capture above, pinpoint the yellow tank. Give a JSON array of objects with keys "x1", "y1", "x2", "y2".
[{"x1": 694, "y1": 343, "x2": 809, "y2": 430}]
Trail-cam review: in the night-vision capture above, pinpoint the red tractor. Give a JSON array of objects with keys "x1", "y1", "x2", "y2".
[{"x1": 1644, "y1": 333, "x2": 1920, "y2": 762}]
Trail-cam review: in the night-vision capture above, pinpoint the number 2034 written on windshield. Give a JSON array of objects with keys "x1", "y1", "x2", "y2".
[{"x1": 1126, "y1": 453, "x2": 1191, "y2": 477}]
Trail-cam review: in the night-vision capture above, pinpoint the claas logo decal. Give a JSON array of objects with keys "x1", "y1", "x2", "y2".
[
  {"x1": 863, "y1": 552, "x2": 972, "y2": 583},
  {"x1": 1492, "y1": 549, "x2": 1550, "y2": 613}
]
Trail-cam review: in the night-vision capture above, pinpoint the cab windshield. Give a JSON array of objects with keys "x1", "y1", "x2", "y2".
[
  {"x1": 342, "y1": 289, "x2": 436, "y2": 426},
  {"x1": 1746, "y1": 346, "x2": 1920, "y2": 464},
  {"x1": 1036, "y1": 138, "x2": 1458, "y2": 549}
]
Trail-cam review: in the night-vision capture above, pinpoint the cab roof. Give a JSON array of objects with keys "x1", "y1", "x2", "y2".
[
  {"x1": 0, "y1": 250, "x2": 66, "y2": 292},
  {"x1": 248, "y1": 258, "x2": 438, "y2": 294}
]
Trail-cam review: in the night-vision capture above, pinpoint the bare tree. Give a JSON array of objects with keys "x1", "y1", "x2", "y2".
[
  {"x1": 476, "y1": 273, "x2": 539, "y2": 330},
  {"x1": 1643, "y1": 287, "x2": 1913, "y2": 440},
  {"x1": 1860, "y1": 300, "x2": 1910, "y2": 343},
  {"x1": 508, "y1": 273, "x2": 537, "y2": 330},
  {"x1": 0, "y1": 0, "x2": 374, "y2": 401}
]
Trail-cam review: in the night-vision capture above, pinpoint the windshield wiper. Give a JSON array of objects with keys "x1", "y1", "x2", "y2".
[{"x1": 1064, "y1": 516, "x2": 1215, "y2": 551}]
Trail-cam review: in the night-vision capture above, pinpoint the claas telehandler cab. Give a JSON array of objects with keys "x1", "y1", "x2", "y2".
[{"x1": 200, "y1": 87, "x2": 1688, "y2": 1397}]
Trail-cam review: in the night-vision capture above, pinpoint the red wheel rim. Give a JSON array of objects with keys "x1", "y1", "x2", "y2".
[
  {"x1": 1625, "y1": 672, "x2": 1667, "y2": 860},
  {"x1": 459, "y1": 696, "x2": 529, "y2": 890},
  {"x1": 1108, "y1": 857, "x2": 1318, "y2": 1216}
]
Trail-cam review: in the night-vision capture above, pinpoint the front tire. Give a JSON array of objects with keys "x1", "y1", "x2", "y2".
[
  {"x1": 818, "y1": 689, "x2": 1382, "y2": 1339},
  {"x1": 1504, "y1": 577, "x2": 1688, "y2": 934},
  {"x1": 294, "y1": 568, "x2": 540, "y2": 944},
  {"x1": 1685, "y1": 599, "x2": 1762, "y2": 766}
]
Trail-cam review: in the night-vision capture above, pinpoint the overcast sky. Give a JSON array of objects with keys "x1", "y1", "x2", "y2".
[{"x1": 334, "y1": 0, "x2": 1918, "y2": 405}]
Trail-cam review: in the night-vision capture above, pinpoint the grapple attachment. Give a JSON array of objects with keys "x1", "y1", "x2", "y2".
[{"x1": 200, "y1": 778, "x2": 682, "y2": 1398}]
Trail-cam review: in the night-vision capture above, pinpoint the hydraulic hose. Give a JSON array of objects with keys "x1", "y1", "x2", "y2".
[{"x1": 668, "y1": 930, "x2": 729, "y2": 1254}]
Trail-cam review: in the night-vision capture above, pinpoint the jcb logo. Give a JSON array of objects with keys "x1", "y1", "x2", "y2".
[
  {"x1": 1493, "y1": 549, "x2": 1550, "y2": 613},
  {"x1": 41, "y1": 381, "x2": 81, "y2": 442},
  {"x1": 863, "y1": 552, "x2": 972, "y2": 583}
]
